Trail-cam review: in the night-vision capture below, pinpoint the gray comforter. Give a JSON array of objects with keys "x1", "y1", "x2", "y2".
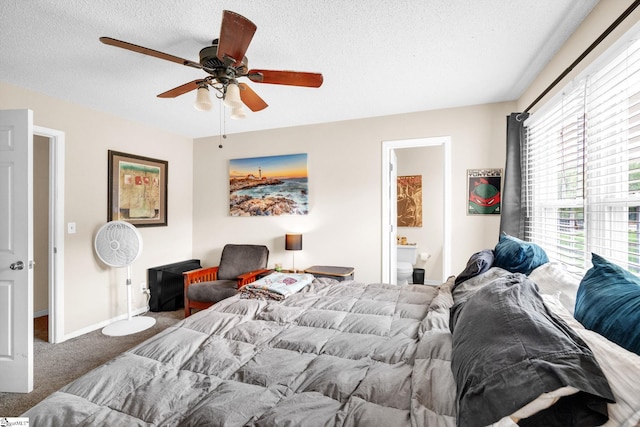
[{"x1": 25, "y1": 278, "x2": 458, "y2": 426}]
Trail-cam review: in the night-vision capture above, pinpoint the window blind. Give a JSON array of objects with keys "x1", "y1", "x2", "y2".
[{"x1": 525, "y1": 35, "x2": 640, "y2": 275}]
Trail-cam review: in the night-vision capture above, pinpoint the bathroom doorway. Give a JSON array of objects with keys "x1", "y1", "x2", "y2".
[{"x1": 381, "y1": 137, "x2": 451, "y2": 284}]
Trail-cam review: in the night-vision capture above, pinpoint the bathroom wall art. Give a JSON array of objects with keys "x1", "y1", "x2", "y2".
[{"x1": 397, "y1": 175, "x2": 422, "y2": 227}]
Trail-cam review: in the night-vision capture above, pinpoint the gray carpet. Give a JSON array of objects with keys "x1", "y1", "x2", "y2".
[{"x1": 0, "y1": 309, "x2": 184, "y2": 417}]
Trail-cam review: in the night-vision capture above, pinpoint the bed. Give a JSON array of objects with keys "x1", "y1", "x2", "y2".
[{"x1": 24, "y1": 244, "x2": 640, "y2": 426}]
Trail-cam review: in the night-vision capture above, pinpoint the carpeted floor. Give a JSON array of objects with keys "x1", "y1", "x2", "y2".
[{"x1": 0, "y1": 309, "x2": 184, "y2": 417}]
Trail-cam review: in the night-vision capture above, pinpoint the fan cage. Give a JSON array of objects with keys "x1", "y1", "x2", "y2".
[{"x1": 95, "y1": 221, "x2": 143, "y2": 267}]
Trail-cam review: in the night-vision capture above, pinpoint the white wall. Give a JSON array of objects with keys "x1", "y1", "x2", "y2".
[
  {"x1": 193, "y1": 101, "x2": 514, "y2": 284},
  {"x1": 0, "y1": 82, "x2": 194, "y2": 335}
]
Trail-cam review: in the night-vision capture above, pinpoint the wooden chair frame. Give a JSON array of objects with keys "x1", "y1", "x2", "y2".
[{"x1": 183, "y1": 266, "x2": 271, "y2": 317}]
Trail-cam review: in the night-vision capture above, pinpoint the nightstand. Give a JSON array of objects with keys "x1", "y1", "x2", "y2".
[{"x1": 304, "y1": 265, "x2": 355, "y2": 282}]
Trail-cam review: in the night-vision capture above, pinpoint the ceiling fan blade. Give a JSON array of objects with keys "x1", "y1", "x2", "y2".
[
  {"x1": 99, "y1": 37, "x2": 202, "y2": 69},
  {"x1": 217, "y1": 10, "x2": 257, "y2": 66},
  {"x1": 238, "y1": 83, "x2": 268, "y2": 111},
  {"x1": 157, "y1": 80, "x2": 202, "y2": 98},
  {"x1": 247, "y1": 70, "x2": 323, "y2": 88}
]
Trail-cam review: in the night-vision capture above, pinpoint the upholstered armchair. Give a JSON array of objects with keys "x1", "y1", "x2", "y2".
[{"x1": 183, "y1": 244, "x2": 270, "y2": 317}]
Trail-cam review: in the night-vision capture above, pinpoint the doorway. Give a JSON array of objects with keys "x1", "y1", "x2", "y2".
[
  {"x1": 33, "y1": 126, "x2": 65, "y2": 343},
  {"x1": 381, "y1": 137, "x2": 451, "y2": 284}
]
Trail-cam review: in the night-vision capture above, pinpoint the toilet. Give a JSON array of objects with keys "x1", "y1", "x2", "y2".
[{"x1": 397, "y1": 245, "x2": 418, "y2": 285}]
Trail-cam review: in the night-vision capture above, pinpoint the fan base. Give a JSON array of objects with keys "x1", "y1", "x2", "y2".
[{"x1": 102, "y1": 316, "x2": 156, "y2": 336}]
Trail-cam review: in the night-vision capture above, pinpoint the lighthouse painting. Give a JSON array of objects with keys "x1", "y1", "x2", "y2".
[{"x1": 229, "y1": 153, "x2": 309, "y2": 216}]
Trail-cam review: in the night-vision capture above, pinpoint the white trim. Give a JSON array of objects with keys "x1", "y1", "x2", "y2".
[
  {"x1": 381, "y1": 136, "x2": 452, "y2": 284},
  {"x1": 62, "y1": 306, "x2": 149, "y2": 341},
  {"x1": 33, "y1": 125, "x2": 65, "y2": 344}
]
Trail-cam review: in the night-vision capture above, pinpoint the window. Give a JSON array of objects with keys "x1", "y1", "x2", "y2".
[{"x1": 525, "y1": 33, "x2": 640, "y2": 275}]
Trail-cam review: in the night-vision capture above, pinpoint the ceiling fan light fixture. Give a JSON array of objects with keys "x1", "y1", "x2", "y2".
[
  {"x1": 100, "y1": 10, "x2": 323, "y2": 119},
  {"x1": 194, "y1": 86, "x2": 213, "y2": 111},
  {"x1": 223, "y1": 83, "x2": 243, "y2": 108},
  {"x1": 230, "y1": 105, "x2": 246, "y2": 120}
]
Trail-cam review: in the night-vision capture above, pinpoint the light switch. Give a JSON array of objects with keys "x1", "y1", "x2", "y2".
[{"x1": 67, "y1": 222, "x2": 76, "y2": 234}]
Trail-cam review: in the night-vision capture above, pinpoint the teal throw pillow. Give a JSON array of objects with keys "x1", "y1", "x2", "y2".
[
  {"x1": 493, "y1": 233, "x2": 549, "y2": 275},
  {"x1": 575, "y1": 253, "x2": 640, "y2": 356}
]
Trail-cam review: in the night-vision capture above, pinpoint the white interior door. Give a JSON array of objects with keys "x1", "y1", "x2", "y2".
[
  {"x1": 0, "y1": 109, "x2": 34, "y2": 392},
  {"x1": 389, "y1": 150, "x2": 398, "y2": 284}
]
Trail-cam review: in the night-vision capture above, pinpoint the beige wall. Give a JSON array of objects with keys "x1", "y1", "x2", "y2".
[
  {"x1": 1, "y1": 0, "x2": 636, "y2": 337},
  {"x1": 34, "y1": 135, "x2": 49, "y2": 313},
  {"x1": 397, "y1": 145, "x2": 444, "y2": 283},
  {"x1": 0, "y1": 82, "x2": 194, "y2": 335},
  {"x1": 193, "y1": 101, "x2": 514, "y2": 284}
]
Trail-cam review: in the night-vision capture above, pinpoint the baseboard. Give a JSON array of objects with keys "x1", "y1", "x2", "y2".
[
  {"x1": 62, "y1": 306, "x2": 149, "y2": 342},
  {"x1": 34, "y1": 309, "x2": 49, "y2": 318}
]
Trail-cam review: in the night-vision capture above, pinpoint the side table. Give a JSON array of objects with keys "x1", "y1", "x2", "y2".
[{"x1": 304, "y1": 265, "x2": 355, "y2": 282}]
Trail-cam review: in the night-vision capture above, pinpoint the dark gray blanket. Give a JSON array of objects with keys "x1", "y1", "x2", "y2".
[{"x1": 450, "y1": 271, "x2": 615, "y2": 427}]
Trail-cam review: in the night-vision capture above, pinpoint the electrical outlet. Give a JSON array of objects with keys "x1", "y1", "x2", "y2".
[{"x1": 140, "y1": 282, "x2": 148, "y2": 293}]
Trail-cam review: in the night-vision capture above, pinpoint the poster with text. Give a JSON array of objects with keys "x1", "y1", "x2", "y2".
[{"x1": 467, "y1": 168, "x2": 502, "y2": 215}]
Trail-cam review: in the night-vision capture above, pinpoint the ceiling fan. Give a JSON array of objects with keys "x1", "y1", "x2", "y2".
[{"x1": 100, "y1": 10, "x2": 323, "y2": 119}]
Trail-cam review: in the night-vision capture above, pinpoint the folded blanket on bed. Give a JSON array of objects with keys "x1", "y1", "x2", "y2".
[
  {"x1": 239, "y1": 272, "x2": 314, "y2": 300},
  {"x1": 450, "y1": 270, "x2": 615, "y2": 427}
]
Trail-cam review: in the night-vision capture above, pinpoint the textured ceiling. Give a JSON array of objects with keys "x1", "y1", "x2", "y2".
[{"x1": 1, "y1": 1, "x2": 599, "y2": 138}]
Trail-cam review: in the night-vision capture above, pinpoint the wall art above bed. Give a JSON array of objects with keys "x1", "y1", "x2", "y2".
[
  {"x1": 229, "y1": 153, "x2": 308, "y2": 216},
  {"x1": 467, "y1": 168, "x2": 502, "y2": 215},
  {"x1": 108, "y1": 150, "x2": 168, "y2": 227}
]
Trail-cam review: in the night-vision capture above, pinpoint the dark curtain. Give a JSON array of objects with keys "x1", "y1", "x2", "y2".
[{"x1": 499, "y1": 112, "x2": 529, "y2": 239}]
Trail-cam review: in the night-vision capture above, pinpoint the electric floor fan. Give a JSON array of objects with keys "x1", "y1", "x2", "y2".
[{"x1": 94, "y1": 220, "x2": 156, "y2": 336}]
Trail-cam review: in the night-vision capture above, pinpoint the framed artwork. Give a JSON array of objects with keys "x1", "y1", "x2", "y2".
[
  {"x1": 467, "y1": 168, "x2": 502, "y2": 215},
  {"x1": 108, "y1": 150, "x2": 168, "y2": 227},
  {"x1": 229, "y1": 153, "x2": 308, "y2": 216},
  {"x1": 397, "y1": 175, "x2": 422, "y2": 227}
]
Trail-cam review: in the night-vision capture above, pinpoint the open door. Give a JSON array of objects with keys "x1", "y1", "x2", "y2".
[
  {"x1": 389, "y1": 150, "x2": 398, "y2": 284},
  {"x1": 0, "y1": 109, "x2": 34, "y2": 392}
]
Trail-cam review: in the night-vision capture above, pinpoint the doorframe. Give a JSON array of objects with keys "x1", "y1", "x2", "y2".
[
  {"x1": 33, "y1": 126, "x2": 65, "y2": 343},
  {"x1": 381, "y1": 136, "x2": 451, "y2": 284}
]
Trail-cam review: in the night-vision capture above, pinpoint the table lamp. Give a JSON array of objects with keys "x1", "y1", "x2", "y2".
[{"x1": 285, "y1": 233, "x2": 302, "y2": 272}]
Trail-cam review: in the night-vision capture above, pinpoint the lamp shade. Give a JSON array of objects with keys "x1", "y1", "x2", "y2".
[
  {"x1": 230, "y1": 106, "x2": 246, "y2": 120},
  {"x1": 194, "y1": 86, "x2": 212, "y2": 111},
  {"x1": 285, "y1": 233, "x2": 302, "y2": 251},
  {"x1": 223, "y1": 83, "x2": 243, "y2": 108}
]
